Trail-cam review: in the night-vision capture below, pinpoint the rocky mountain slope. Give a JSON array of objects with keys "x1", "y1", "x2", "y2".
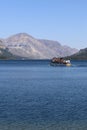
[
  {"x1": 67, "y1": 48, "x2": 87, "y2": 60},
  {"x1": 0, "y1": 33, "x2": 78, "y2": 59},
  {"x1": 0, "y1": 40, "x2": 16, "y2": 59},
  {"x1": 39, "y1": 39, "x2": 78, "y2": 57}
]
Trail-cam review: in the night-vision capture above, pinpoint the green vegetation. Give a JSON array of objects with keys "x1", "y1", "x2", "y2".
[
  {"x1": 0, "y1": 48, "x2": 16, "y2": 60},
  {"x1": 66, "y1": 48, "x2": 87, "y2": 60}
]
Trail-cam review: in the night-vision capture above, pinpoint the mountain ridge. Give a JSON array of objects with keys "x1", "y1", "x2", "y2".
[
  {"x1": 0, "y1": 33, "x2": 78, "y2": 59},
  {"x1": 66, "y1": 48, "x2": 87, "y2": 60}
]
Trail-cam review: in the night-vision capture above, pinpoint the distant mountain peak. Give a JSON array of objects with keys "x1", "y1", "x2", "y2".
[
  {"x1": 11, "y1": 33, "x2": 33, "y2": 38},
  {"x1": 0, "y1": 33, "x2": 78, "y2": 59},
  {"x1": 7, "y1": 32, "x2": 34, "y2": 39},
  {"x1": 5, "y1": 33, "x2": 35, "y2": 44}
]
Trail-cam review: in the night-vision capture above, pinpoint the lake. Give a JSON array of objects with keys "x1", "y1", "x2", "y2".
[{"x1": 0, "y1": 60, "x2": 87, "y2": 130}]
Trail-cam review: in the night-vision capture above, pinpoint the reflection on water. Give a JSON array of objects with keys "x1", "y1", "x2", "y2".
[{"x1": 0, "y1": 60, "x2": 87, "y2": 130}]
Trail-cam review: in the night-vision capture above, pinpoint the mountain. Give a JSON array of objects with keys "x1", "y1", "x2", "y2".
[
  {"x1": 67, "y1": 48, "x2": 87, "y2": 60},
  {"x1": 0, "y1": 40, "x2": 16, "y2": 59},
  {"x1": 0, "y1": 40, "x2": 10, "y2": 59},
  {"x1": 0, "y1": 39, "x2": 23, "y2": 60},
  {"x1": 1, "y1": 33, "x2": 78, "y2": 59},
  {"x1": 4, "y1": 33, "x2": 54, "y2": 59},
  {"x1": 39, "y1": 39, "x2": 78, "y2": 57},
  {"x1": 0, "y1": 39, "x2": 5, "y2": 49},
  {"x1": 0, "y1": 48, "x2": 16, "y2": 60}
]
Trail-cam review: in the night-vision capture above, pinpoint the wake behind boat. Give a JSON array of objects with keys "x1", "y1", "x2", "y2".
[{"x1": 50, "y1": 57, "x2": 71, "y2": 66}]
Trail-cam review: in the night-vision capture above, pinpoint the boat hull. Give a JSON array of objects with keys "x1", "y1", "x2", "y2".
[{"x1": 50, "y1": 62, "x2": 71, "y2": 67}]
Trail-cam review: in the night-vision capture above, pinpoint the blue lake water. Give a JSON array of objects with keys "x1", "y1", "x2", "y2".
[{"x1": 0, "y1": 60, "x2": 87, "y2": 130}]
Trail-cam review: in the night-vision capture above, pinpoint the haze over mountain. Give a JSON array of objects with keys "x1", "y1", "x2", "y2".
[{"x1": 0, "y1": 33, "x2": 78, "y2": 59}]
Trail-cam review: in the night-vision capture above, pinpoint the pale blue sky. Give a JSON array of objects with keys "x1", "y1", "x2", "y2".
[{"x1": 0, "y1": 0, "x2": 87, "y2": 49}]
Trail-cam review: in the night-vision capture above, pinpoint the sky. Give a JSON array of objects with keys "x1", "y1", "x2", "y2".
[{"x1": 0, "y1": 0, "x2": 87, "y2": 49}]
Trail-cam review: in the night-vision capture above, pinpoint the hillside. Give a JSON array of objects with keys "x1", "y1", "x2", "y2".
[
  {"x1": 39, "y1": 39, "x2": 78, "y2": 57},
  {"x1": 66, "y1": 48, "x2": 87, "y2": 60},
  {"x1": 0, "y1": 33, "x2": 78, "y2": 59},
  {"x1": 0, "y1": 48, "x2": 17, "y2": 60},
  {"x1": 0, "y1": 40, "x2": 15, "y2": 59}
]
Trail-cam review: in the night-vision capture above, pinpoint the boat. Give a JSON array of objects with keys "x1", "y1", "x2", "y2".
[{"x1": 50, "y1": 57, "x2": 71, "y2": 66}]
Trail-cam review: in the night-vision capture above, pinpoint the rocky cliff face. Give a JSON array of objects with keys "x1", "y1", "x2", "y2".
[{"x1": 0, "y1": 33, "x2": 78, "y2": 59}]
